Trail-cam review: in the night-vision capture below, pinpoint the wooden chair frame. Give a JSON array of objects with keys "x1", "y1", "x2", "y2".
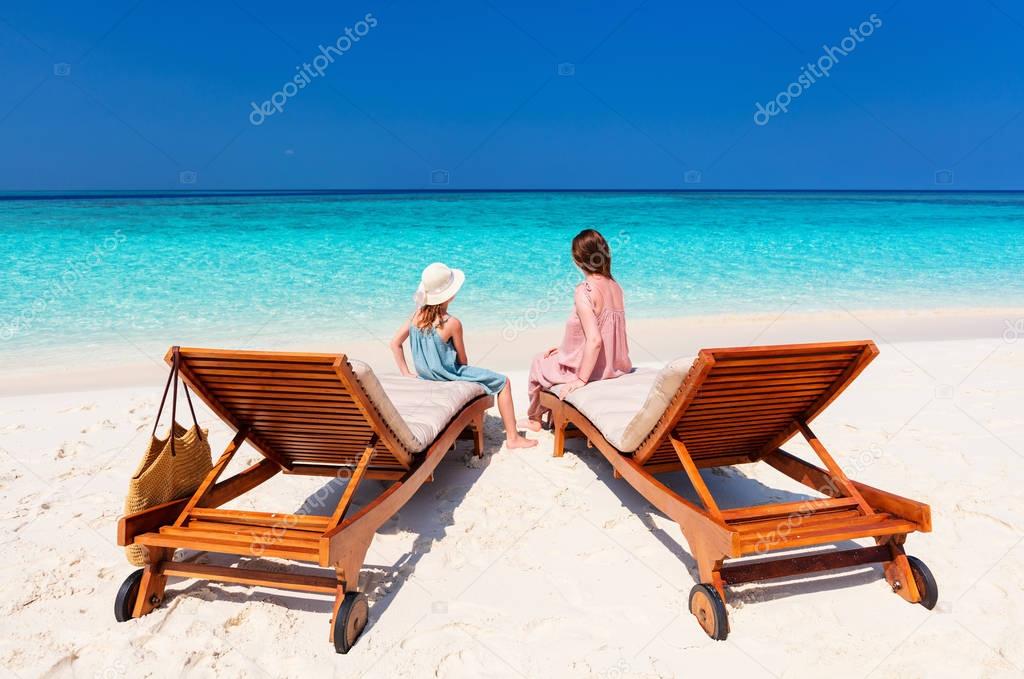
[
  {"x1": 117, "y1": 348, "x2": 492, "y2": 651},
  {"x1": 540, "y1": 341, "x2": 934, "y2": 638}
]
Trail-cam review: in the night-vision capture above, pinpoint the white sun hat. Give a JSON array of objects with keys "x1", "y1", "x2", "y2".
[{"x1": 414, "y1": 262, "x2": 465, "y2": 306}]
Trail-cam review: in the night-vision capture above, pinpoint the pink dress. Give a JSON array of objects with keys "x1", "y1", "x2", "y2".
[{"x1": 527, "y1": 277, "x2": 632, "y2": 420}]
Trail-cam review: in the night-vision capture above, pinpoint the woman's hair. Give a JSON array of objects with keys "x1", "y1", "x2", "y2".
[
  {"x1": 571, "y1": 229, "x2": 613, "y2": 279},
  {"x1": 415, "y1": 303, "x2": 447, "y2": 330}
]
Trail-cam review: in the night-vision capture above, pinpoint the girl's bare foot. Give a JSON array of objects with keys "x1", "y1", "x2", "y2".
[
  {"x1": 506, "y1": 434, "x2": 538, "y2": 449},
  {"x1": 518, "y1": 418, "x2": 542, "y2": 432}
]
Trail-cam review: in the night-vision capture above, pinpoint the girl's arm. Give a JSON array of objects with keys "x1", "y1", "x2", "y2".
[
  {"x1": 560, "y1": 286, "x2": 603, "y2": 399},
  {"x1": 446, "y1": 317, "x2": 469, "y2": 366},
  {"x1": 390, "y1": 321, "x2": 416, "y2": 377}
]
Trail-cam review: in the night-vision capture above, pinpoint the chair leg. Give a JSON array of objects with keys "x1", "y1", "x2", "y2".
[
  {"x1": 472, "y1": 414, "x2": 484, "y2": 457},
  {"x1": 132, "y1": 546, "x2": 173, "y2": 617},
  {"x1": 552, "y1": 407, "x2": 566, "y2": 458},
  {"x1": 880, "y1": 537, "x2": 922, "y2": 604},
  {"x1": 685, "y1": 533, "x2": 728, "y2": 602},
  {"x1": 334, "y1": 536, "x2": 374, "y2": 595},
  {"x1": 330, "y1": 582, "x2": 346, "y2": 630},
  {"x1": 698, "y1": 556, "x2": 727, "y2": 603}
]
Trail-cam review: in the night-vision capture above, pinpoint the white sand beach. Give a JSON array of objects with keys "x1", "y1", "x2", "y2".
[{"x1": 2, "y1": 309, "x2": 1023, "y2": 678}]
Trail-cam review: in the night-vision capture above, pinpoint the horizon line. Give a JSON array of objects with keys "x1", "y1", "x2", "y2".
[{"x1": 2, "y1": 188, "x2": 1024, "y2": 201}]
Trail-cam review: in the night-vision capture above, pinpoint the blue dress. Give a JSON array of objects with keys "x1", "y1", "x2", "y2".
[{"x1": 409, "y1": 325, "x2": 507, "y2": 395}]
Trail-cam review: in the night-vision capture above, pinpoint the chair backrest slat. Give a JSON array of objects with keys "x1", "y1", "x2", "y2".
[
  {"x1": 635, "y1": 341, "x2": 878, "y2": 468},
  {"x1": 173, "y1": 348, "x2": 413, "y2": 471}
]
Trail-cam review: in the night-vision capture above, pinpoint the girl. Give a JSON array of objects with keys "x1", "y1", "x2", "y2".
[
  {"x1": 522, "y1": 229, "x2": 632, "y2": 430},
  {"x1": 391, "y1": 262, "x2": 537, "y2": 449}
]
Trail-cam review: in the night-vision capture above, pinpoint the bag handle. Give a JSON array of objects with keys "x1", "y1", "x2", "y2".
[{"x1": 152, "y1": 346, "x2": 202, "y2": 455}]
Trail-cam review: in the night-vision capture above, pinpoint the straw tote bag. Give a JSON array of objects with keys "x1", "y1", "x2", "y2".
[{"x1": 124, "y1": 348, "x2": 212, "y2": 565}]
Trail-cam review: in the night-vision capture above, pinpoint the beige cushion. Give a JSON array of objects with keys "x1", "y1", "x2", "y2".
[
  {"x1": 551, "y1": 357, "x2": 695, "y2": 452},
  {"x1": 349, "y1": 360, "x2": 486, "y2": 453}
]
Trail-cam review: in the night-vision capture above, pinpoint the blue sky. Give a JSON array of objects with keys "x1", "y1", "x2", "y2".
[{"x1": 1, "y1": 1, "x2": 1021, "y2": 190}]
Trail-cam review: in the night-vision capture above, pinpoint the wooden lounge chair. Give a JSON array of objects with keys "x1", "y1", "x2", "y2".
[
  {"x1": 116, "y1": 347, "x2": 492, "y2": 653},
  {"x1": 540, "y1": 341, "x2": 935, "y2": 640}
]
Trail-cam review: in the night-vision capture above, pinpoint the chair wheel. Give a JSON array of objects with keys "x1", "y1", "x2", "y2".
[
  {"x1": 906, "y1": 556, "x2": 938, "y2": 610},
  {"x1": 332, "y1": 592, "x2": 369, "y2": 654},
  {"x1": 688, "y1": 584, "x2": 728, "y2": 640},
  {"x1": 114, "y1": 569, "x2": 144, "y2": 622}
]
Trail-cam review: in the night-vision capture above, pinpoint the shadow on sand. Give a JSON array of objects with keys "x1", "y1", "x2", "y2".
[
  {"x1": 564, "y1": 438, "x2": 884, "y2": 604},
  {"x1": 164, "y1": 413, "x2": 506, "y2": 634}
]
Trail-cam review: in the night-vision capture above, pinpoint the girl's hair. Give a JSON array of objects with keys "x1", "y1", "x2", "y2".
[
  {"x1": 415, "y1": 303, "x2": 447, "y2": 330},
  {"x1": 571, "y1": 229, "x2": 613, "y2": 279}
]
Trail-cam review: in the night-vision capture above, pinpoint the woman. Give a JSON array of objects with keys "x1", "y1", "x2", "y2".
[{"x1": 522, "y1": 229, "x2": 632, "y2": 430}]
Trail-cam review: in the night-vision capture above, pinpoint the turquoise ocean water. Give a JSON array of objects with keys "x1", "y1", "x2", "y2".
[{"x1": 2, "y1": 191, "x2": 1022, "y2": 367}]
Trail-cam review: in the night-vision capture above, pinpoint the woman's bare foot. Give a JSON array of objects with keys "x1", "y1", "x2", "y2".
[
  {"x1": 506, "y1": 434, "x2": 538, "y2": 449},
  {"x1": 518, "y1": 418, "x2": 542, "y2": 432}
]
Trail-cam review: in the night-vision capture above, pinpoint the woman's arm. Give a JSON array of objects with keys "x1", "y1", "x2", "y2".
[
  {"x1": 389, "y1": 321, "x2": 416, "y2": 377},
  {"x1": 561, "y1": 286, "x2": 603, "y2": 399}
]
